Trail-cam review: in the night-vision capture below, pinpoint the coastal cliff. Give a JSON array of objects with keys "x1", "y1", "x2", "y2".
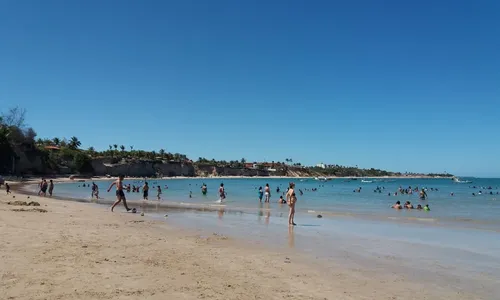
[{"x1": 90, "y1": 158, "x2": 195, "y2": 177}]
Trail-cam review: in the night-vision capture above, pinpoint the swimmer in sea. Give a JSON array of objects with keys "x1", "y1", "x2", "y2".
[
  {"x1": 416, "y1": 204, "x2": 423, "y2": 210},
  {"x1": 423, "y1": 204, "x2": 430, "y2": 211},
  {"x1": 201, "y1": 183, "x2": 207, "y2": 195},
  {"x1": 419, "y1": 189, "x2": 428, "y2": 200},
  {"x1": 405, "y1": 201, "x2": 414, "y2": 209},
  {"x1": 279, "y1": 195, "x2": 286, "y2": 204},
  {"x1": 392, "y1": 201, "x2": 402, "y2": 209},
  {"x1": 107, "y1": 175, "x2": 131, "y2": 212}
]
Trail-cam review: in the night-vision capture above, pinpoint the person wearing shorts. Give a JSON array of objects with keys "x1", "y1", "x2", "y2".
[
  {"x1": 107, "y1": 175, "x2": 131, "y2": 212},
  {"x1": 142, "y1": 182, "x2": 149, "y2": 200}
]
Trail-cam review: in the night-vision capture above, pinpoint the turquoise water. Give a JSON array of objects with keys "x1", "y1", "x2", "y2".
[{"x1": 28, "y1": 177, "x2": 500, "y2": 226}]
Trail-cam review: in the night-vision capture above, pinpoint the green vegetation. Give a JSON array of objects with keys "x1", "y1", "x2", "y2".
[{"x1": 0, "y1": 106, "x2": 453, "y2": 177}]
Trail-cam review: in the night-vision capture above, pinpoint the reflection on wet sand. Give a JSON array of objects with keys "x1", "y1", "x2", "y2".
[
  {"x1": 218, "y1": 207, "x2": 225, "y2": 220},
  {"x1": 288, "y1": 226, "x2": 295, "y2": 248}
]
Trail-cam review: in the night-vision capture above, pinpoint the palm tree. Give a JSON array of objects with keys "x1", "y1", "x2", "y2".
[
  {"x1": 159, "y1": 149, "x2": 165, "y2": 158},
  {"x1": 109, "y1": 145, "x2": 113, "y2": 150},
  {"x1": 87, "y1": 146, "x2": 96, "y2": 157},
  {"x1": 68, "y1": 136, "x2": 81, "y2": 150},
  {"x1": 113, "y1": 144, "x2": 118, "y2": 150},
  {"x1": 120, "y1": 145, "x2": 125, "y2": 152},
  {"x1": 52, "y1": 137, "x2": 60, "y2": 146},
  {"x1": 240, "y1": 158, "x2": 246, "y2": 164},
  {"x1": 130, "y1": 145, "x2": 134, "y2": 151}
]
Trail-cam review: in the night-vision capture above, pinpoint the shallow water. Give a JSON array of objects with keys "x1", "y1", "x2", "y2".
[{"x1": 32, "y1": 177, "x2": 500, "y2": 226}]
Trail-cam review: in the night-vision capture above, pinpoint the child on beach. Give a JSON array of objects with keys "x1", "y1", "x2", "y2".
[{"x1": 258, "y1": 187, "x2": 263, "y2": 202}]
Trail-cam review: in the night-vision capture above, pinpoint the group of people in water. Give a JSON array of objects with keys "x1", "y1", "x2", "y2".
[
  {"x1": 392, "y1": 201, "x2": 430, "y2": 211},
  {"x1": 37, "y1": 178, "x2": 54, "y2": 197}
]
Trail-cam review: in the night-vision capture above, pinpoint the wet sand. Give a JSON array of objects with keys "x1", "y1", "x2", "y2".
[{"x1": 0, "y1": 186, "x2": 489, "y2": 299}]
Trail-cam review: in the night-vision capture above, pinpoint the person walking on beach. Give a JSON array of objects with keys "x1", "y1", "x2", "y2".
[
  {"x1": 107, "y1": 175, "x2": 131, "y2": 212},
  {"x1": 37, "y1": 178, "x2": 44, "y2": 196},
  {"x1": 5, "y1": 182, "x2": 11, "y2": 194},
  {"x1": 286, "y1": 182, "x2": 297, "y2": 226},
  {"x1": 48, "y1": 180, "x2": 54, "y2": 197},
  {"x1": 264, "y1": 183, "x2": 271, "y2": 203},
  {"x1": 142, "y1": 182, "x2": 149, "y2": 200}
]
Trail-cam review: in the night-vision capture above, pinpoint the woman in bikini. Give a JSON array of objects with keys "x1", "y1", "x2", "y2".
[{"x1": 286, "y1": 182, "x2": 297, "y2": 226}]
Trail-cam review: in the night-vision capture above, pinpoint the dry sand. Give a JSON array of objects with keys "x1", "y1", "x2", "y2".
[{"x1": 0, "y1": 186, "x2": 480, "y2": 300}]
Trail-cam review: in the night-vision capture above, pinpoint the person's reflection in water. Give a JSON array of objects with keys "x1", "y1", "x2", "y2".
[
  {"x1": 258, "y1": 202, "x2": 264, "y2": 222},
  {"x1": 265, "y1": 203, "x2": 270, "y2": 225},
  {"x1": 218, "y1": 207, "x2": 225, "y2": 220},
  {"x1": 288, "y1": 225, "x2": 295, "y2": 248}
]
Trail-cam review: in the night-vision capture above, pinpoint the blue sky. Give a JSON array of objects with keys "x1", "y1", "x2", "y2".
[{"x1": 1, "y1": 0, "x2": 499, "y2": 176}]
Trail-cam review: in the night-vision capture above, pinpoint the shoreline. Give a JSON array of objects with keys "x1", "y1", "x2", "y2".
[{"x1": 2, "y1": 174, "x2": 456, "y2": 183}]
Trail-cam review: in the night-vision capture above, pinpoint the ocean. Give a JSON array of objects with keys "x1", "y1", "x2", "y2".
[{"x1": 27, "y1": 177, "x2": 500, "y2": 226}]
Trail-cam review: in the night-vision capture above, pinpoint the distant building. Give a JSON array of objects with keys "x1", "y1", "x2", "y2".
[{"x1": 316, "y1": 163, "x2": 326, "y2": 169}]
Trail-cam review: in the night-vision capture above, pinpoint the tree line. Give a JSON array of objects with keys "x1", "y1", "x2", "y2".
[{"x1": 1, "y1": 106, "x2": 451, "y2": 177}]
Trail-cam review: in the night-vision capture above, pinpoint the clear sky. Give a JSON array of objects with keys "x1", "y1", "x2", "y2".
[{"x1": 1, "y1": 0, "x2": 499, "y2": 177}]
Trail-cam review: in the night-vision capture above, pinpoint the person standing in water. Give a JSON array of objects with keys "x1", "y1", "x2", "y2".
[
  {"x1": 286, "y1": 182, "x2": 297, "y2": 226},
  {"x1": 219, "y1": 183, "x2": 226, "y2": 201},
  {"x1": 48, "y1": 180, "x2": 54, "y2": 197},
  {"x1": 142, "y1": 182, "x2": 149, "y2": 200},
  {"x1": 201, "y1": 183, "x2": 207, "y2": 195},
  {"x1": 258, "y1": 186, "x2": 264, "y2": 202},
  {"x1": 264, "y1": 183, "x2": 271, "y2": 203},
  {"x1": 157, "y1": 185, "x2": 162, "y2": 200},
  {"x1": 107, "y1": 175, "x2": 131, "y2": 212}
]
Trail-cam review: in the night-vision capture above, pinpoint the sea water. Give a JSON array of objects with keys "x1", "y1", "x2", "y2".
[
  {"x1": 22, "y1": 177, "x2": 500, "y2": 297},
  {"x1": 30, "y1": 177, "x2": 500, "y2": 226}
]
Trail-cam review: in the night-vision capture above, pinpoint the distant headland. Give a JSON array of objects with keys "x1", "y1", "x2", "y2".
[{"x1": 0, "y1": 106, "x2": 452, "y2": 179}]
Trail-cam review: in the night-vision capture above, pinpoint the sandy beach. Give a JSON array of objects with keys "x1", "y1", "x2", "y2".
[{"x1": 0, "y1": 184, "x2": 485, "y2": 300}]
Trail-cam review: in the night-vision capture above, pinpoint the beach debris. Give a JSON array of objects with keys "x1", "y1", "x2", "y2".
[
  {"x1": 82, "y1": 245, "x2": 88, "y2": 248},
  {"x1": 141, "y1": 212, "x2": 144, "y2": 216},
  {"x1": 11, "y1": 208, "x2": 47, "y2": 213},
  {"x1": 7, "y1": 200, "x2": 40, "y2": 206},
  {"x1": 164, "y1": 214, "x2": 168, "y2": 218},
  {"x1": 284, "y1": 257, "x2": 291, "y2": 264},
  {"x1": 317, "y1": 214, "x2": 323, "y2": 218},
  {"x1": 8, "y1": 200, "x2": 28, "y2": 206}
]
